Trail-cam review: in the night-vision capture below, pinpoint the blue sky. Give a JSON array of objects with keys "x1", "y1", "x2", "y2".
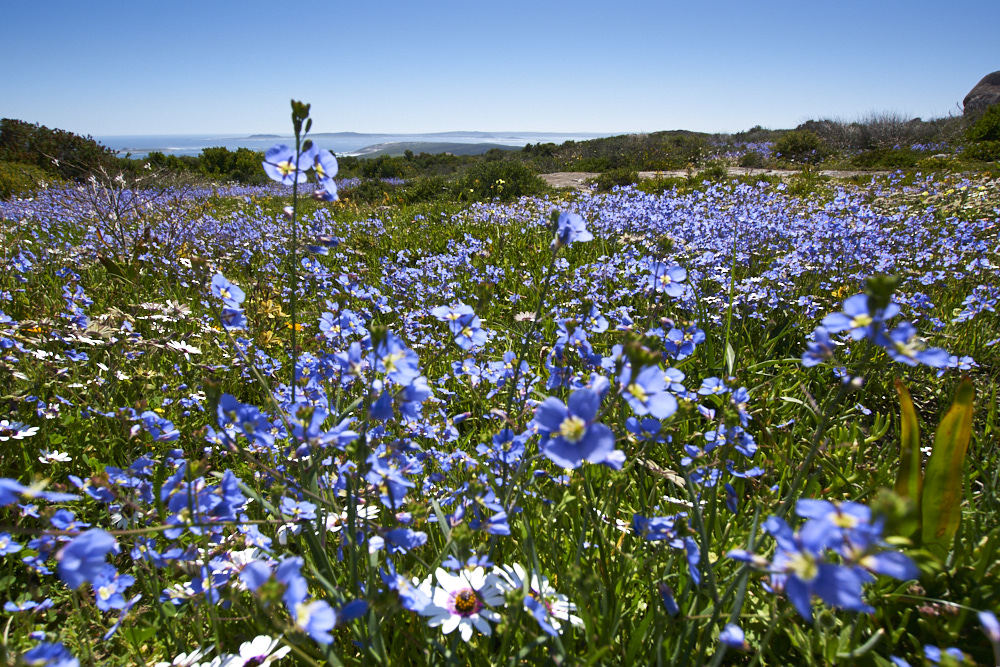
[{"x1": 4, "y1": 0, "x2": 998, "y2": 136}]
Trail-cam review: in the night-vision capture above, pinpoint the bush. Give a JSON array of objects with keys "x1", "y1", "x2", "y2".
[
  {"x1": 199, "y1": 147, "x2": 267, "y2": 184},
  {"x1": 0, "y1": 118, "x2": 119, "y2": 181},
  {"x1": 589, "y1": 168, "x2": 639, "y2": 192},
  {"x1": 0, "y1": 161, "x2": 57, "y2": 199},
  {"x1": 359, "y1": 155, "x2": 407, "y2": 180},
  {"x1": 966, "y1": 105, "x2": 1000, "y2": 144},
  {"x1": 738, "y1": 150, "x2": 767, "y2": 168},
  {"x1": 964, "y1": 141, "x2": 1000, "y2": 162},
  {"x1": 455, "y1": 160, "x2": 546, "y2": 201},
  {"x1": 774, "y1": 130, "x2": 829, "y2": 164},
  {"x1": 850, "y1": 147, "x2": 919, "y2": 169},
  {"x1": 694, "y1": 161, "x2": 729, "y2": 182}
]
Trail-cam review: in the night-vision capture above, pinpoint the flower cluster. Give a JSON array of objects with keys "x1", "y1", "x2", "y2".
[{"x1": 728, "y1": 499, "x2": 919, "y2": 622}]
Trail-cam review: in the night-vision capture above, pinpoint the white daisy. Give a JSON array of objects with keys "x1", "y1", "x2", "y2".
[
  {"x1": 419, "y1": 566, "x2": 505, "y2": 641},
  {"x1": 153, "y1": 646, "x2": 213, "y2": 667},
  {"x1": 38, "y1": 450, "x2": 72, "y2": 464},
  {"x1": 495, "y1": 563, "x2": 583, "y2": 635},
  {"x1": 225, "y1": 635, "x2": 291, "y2": 666},
  {"x1": 0, "y1": 420, "x2": 39, "y2": 441}
]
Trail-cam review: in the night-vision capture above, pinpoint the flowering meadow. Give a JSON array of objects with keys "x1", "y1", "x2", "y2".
[{"x1": 1, "y1": 107, "x2": 1000, "y2": 666}]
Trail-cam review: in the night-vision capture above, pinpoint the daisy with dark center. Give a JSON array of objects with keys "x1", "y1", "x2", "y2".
[
  {"x1": 419, "y1": 566, "x2": 505, "y2": 641},
  {"x1": 0, "y1": 420, "x2": 39, "y2": 441}
]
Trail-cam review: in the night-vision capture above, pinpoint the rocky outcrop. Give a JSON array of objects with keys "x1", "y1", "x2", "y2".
[{"x1": 964, "y1": 71, "x2": 1000, "y2": 114}]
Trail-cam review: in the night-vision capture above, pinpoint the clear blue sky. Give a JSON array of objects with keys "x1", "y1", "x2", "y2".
[{"x1": 4, "y1": 0, "x2": 998, "y2": 136}]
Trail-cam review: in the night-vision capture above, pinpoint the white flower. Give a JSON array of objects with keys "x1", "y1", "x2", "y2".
[
  {"x1": 225, "y1": 635, "x2": 291, "y2": 666},
  {"x1": 153, "y1": 646, "x2": 213, "y2": 667},
  {"x1": 38, "y1": 450, "x2": 72, "y2": 464},
  {"x1": 0, "y1": 420, "x2": 38, "y2": 441},
  {"x1": 494, "y1": 563, "x2": 584, "y2": 634},
  {"x1": 419, "y1": 567, "x2": 505, "y2": 641}
]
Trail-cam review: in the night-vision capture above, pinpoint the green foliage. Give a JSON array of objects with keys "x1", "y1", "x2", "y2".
[
  {"x1": 966, "y1": 104, "x2": 1000, "y2": 143},
  {"x1": 455, "y1": 159, "x2": 546, "y2": 201},
  {"x1": 144, "y1": 150, "x2": 199, "y2": 174},
  {"x1": 588, "y1": 168, "x2": 639, "y2": 192},
  {"x1": 774, "y1": 129, "x2": 830, "y2": 164},
  {"x1": 358, "y1": 155, "x2": 407, "y2": 180},
  {"x1": 964, "y1": 141, "x2": 1000, "y2": 162},
  {"x1": 0, "y1": 118, "x2": 119, "y2": 180},
  {"x1": 0, "y1": 161, "x2": 58, "y2": 199},
  {"x1": 738, "y1": 149, "x2": 767, "y2": 168},
  {"x1": 198, "y1": 146, "x2": 267, "y2": 184},
  {"x1": 850, "y1": 147, "x2": 920, "y2": 169},
  {"x1": 921, "y1": 378, "x2": 976, "y2": 559}
]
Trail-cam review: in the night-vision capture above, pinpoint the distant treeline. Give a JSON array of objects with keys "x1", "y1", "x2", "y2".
[{"x1": 3, "y1": 107, "x2": 999, "y2": 200}]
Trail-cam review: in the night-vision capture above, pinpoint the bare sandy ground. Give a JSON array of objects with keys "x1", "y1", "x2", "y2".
[{"x1": 540, "y1": 168, "x2": 888, "y2": 191}]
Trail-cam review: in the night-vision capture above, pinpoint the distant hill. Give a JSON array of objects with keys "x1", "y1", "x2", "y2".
[{"x1": 355, "y1": 142, "x2": 521, "y2": 157}]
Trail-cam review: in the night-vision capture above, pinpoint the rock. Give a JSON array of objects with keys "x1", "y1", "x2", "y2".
[{"x1": 964, "y1": 71, "x2": 1000, "y2": 114}]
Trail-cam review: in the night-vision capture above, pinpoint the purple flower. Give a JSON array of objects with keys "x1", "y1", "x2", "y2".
[
  {"x1": 883, "y1": 321, "x2": 951, "y2": 368},
  {"x1": 801, "y1": 326, "x2": 835, "y2": 367},
  {"x1": 312, "y1": 149, "x2": 339, "y2": 199}
]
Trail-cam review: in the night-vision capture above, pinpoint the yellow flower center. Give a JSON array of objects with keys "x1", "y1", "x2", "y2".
[
  {"x1": 850, "y1": 313, "x2": 873, "y2": 328},
  {"x1": 453, "y1": 589, "x2": 479, "y2": 615},
  {"x1": 628, "y1": 383, "x2": 648, "y2": 404},
  {"x1": 787, "y1": 551, "x2": 818, "y2": 582},
  {"x1": 559, "y1": 416, "x2": 587, "y2": 443}
]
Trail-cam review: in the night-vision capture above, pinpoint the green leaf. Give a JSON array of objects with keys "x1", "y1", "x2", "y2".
[
  {"x1": 894, "y1": 380, "x2": 923, "y2": 504},
  {"x1": 921, "y1": 377, "x2": 975, "y2": 559}
]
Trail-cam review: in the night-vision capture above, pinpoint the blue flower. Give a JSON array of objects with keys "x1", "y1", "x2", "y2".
[
  {"x1": 22, "y1": 642, "x2": 79, "y2": 667},
  {"x1": 554, "y1": 211, "x2": 592, "y2": 246},
  {"x1": 648, "y1": 263, "x2": 687, "y2": 298},
  {"x1": 719, "y1": 623, "x2": 748, "y2": 650},
  {"x1": 262, "y1": 144, "x2": 310, "y2": 186},
  {"x1": 822, "y1": 294, "x2": 899, "y2": 341},
  {"x1": 534, "y1": 388, "x2": 617, "y2": 469},
  {"x1": 883, "y1": 321, "x2": 951, "y2": 368},
  {"x1": 56, "y1": 529, "x2": 119, "y2": 590},
  {"x1": 210, "y1": 274, "x2": 245, "y2": 308},
  {"x1": 621, "y1": 365, "x2": 678, "y2": 420}
]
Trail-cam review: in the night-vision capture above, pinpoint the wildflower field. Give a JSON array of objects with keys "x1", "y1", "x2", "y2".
[{"x1": 2, "y1": 109, "x2": 1000, "y2": 667}]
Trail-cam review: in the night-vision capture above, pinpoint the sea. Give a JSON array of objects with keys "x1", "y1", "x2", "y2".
[{"x1": 93, "y1": 131, "x2": 615, "y2": 159}]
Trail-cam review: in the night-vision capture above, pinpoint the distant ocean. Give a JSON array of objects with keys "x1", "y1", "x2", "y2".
[{"x1": 93, "y1": 131, "x2": 615, "y2": 159}]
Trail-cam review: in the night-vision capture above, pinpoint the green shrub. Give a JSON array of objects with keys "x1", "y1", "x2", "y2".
[
  {"x1": 359, "y1": 155, "x2": 407, "y2": 180},
  {"x1": 403, "y1": 175, "x2": 449, "y2": 204},
  {"x1": 589, "y1": 168, "x2": 639, "y2": 192},
  {"x1": 455, "y1": 160, "x2": 545, "y2": 201},
  {"x1": 199, "y1": 147, "x2": 267, "y2": 184},
  {"x1": 964, "y1": 141, "x2": 1000, "y2": 162},
  {"x1": 738, "y1": 150, "x2": 767, "y2": 168},
  {"x1": 0, "y1": 161, "x2": 58, "y2": 199},
  {"x1": 966, "y1": 104, "x2": 1000, "y2": 143},
  {"x1": 0, "y1": 118, "x2": 118, "y2": 181},
  {"x1": 340, "y1": 177, "x2": 405, "y2": 205},
  {"x1": 774, "y1": 129, "x2": 829, "y2": 164},
  {"x1": 694, "y1": 161, "x2": 729, "y2": 182},
  {"x1": 850, "y1": 147, "x2": 919, "y2": 169}
]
